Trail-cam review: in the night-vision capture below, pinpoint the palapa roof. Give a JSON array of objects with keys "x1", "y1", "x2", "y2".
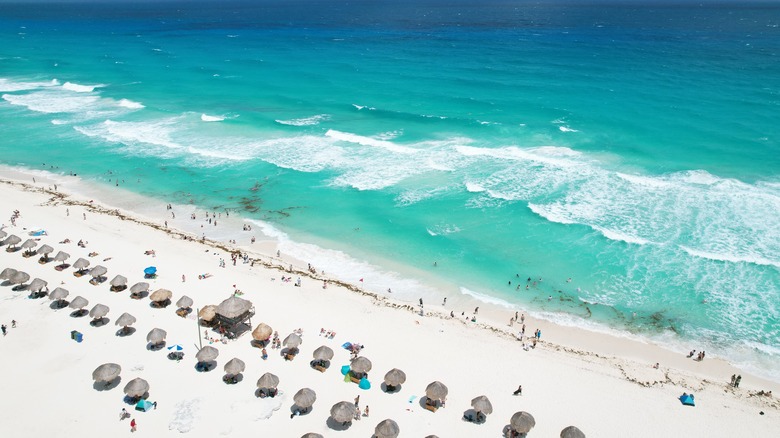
[
  {"x1": 256, "y1": 372, "x2": 279, "y2": 389},
  {"x1": 196, "y1": 346, "x2": 219, "y2": 362},
  {"x1": 561, "y1": 426, "x2": 586, "y2": 438},
  {"x1": 115, "y1": 312, "x2": 137, "y2": 327},
  {"x1": 73, "y1": 258, "x2": 90, "y2": 270},
  {"x1": 471, "y1": 395, "x2": 493, "y2": 414},
  {"x1": 49, "y1": 287, "x2": 69, "y2": 301},
  {"x1": 0, "y1": 230, "x2": 6, "y2": 239},
  {"x1": 150, "y1": 288, "x2": 172, "y2": 302},
  {"x1": 146, "y1": 328, "x2": 167, "y2": 343},
  {"x1": 36, "y1": 244, "x2": 54, "y2": 255},
  {"x1": 223, "y1": 357, "x2": 246, "y2": 376},
  {"x1": 510, "y1": 411, "x2": 536, "y2": 434},
  {"x1": 374, "y1": 419, "x2": 400, "y2": 438},
  {"x1": 312, "y1": 345, "x2": 334, "y2": 361},
  {"x1": 110, "y1": 275, "x2": 128, "y2": 287},
  {"x1": 300, "y1": 434, "x2": 324, "y2": 438},
  {"x1": 425, "y1": 381, "x2": 448, "y2": 401},
  {"x1": 28, "y1": 277, "x2": 47, "y2": 292},
  {"x1": 69, "y1": 296, "x2": 88, "y2": 309},
  {"x1": 130, "y1": 282, "x2": 149, "y2": 293},
  {"x1": 89, "y1": 304, "x2": 109, "y2": 318},
  {"x1": 3, "y1": 235, "x2": 21, "y2": 246},
  {"x1": 123, "y1": 377, "x2": 149, "y2": 397},
  {"x1": 198, "y1": 305, "x2": 217, "y2": 321},
  {"x1": 293, "y1": 388, "x2": 317, "y2": 408},
  {"x1": 330, "y1": 401, "x2": 355, "y2": 423},
  {"x1": 252, "y1": 323, "x2": 272, "y2": 341},
  {"x1": 10, "y1": 271, "x2": 30, "y2": 285},
  {"x1": 53, "y1": 251, "x2": 70, "y2": 262},
  {"x1": 283, "y1": 333, "x2": 302, "y2": 348},
  {"x1": 89, "y1": 265, "x2": 107, "y2": 277},
  {"x1": 0, "y1": 267, "x2": 17, "y2": 280},
  {"x1": 383, "y1": 368, "x2": 406, "y2": 386},
  {"x1": 21, "y1": 239, "x2": 38, "y2": 249},
  {"x1": 216, "y1": 296, "x2": 253, "y2": 319},
  {"x1": 92, "y1": 363, "x2": 121, "y2": 382},
  {"x1": 176, "y1": 295, "x2": 193, "y2": 309},
  {"x1": 350, "y1": 356, "x2": 372, "y2": 374}
]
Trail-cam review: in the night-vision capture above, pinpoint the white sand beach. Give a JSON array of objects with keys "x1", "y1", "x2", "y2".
[{"x1": 0, "y1": 169, "x2": 777, "y2": 437}]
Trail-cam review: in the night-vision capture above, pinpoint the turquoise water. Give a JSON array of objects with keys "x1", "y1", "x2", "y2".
[{"x1": 1, "y1": 1, "x2": 779, "y2": 379}]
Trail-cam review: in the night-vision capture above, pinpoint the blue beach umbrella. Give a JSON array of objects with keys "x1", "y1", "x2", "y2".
[
  {"x1": 144, "y1": 266, "x2": 157, "y2": 275},
  {"x1": 341, "y1": 365, "x2": 351, "y2": 376}
]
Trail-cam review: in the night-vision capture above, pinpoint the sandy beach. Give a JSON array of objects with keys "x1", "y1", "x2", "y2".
[{"x1": 0, "y1": 168, "x2": 777, "y2": 437}]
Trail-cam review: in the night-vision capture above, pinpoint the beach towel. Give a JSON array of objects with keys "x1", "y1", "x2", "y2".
[{"x1": 679, "y1": 394, "x2": 695, "y2": 406}]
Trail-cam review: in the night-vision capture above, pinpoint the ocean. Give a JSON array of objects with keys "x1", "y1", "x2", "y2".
[{"x1": 1, "y1": 0, "x2": 778, "y2": 380}]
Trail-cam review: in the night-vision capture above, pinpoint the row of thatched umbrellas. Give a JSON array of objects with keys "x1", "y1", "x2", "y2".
[{"x1": 3, "y1": 234, "x2": 583, "y2": 436}]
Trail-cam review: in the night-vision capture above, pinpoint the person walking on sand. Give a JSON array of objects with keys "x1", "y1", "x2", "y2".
[
  {"x1": 363, "y1": 405, "x2": 369, "y2": 417},
  {"x1": 513, "y1": 385, "x2": 522, "y2": 396},
  {"x1": 11, "y1": 320, "x2": 16, "y2": 328},
  {"x1": 474, "y1": 307, "x2": 479, "y2": 314},
  {"x1": 119, "y1": 408, "x2": 128, "y2": 420},
  {"x1": 731, "y1": 374, "x2": 736, "y2": 387},
  {"x1": 130, "y1": 418, "x2": 137, "y2": 432},
  {"x1": 1, "y1": 325, "x2": 6, "y2": 336}
]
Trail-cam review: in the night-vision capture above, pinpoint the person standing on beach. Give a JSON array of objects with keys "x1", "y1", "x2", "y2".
[
  {"x1": 731, "y1": 374, "x2": 736, "y2": 387},
  {"x1": 1, "y1": 325, "x2": 6, "y2": 336},
  {"x1": 130, "y1": 418, "x2": 137, "y2": 432},
  {"x1": 474, "y1": 307, "x2": 479, "y2": 314},
  {"x1": 735, "y1": 375, "x2": 742, "y2": 388},
  {"x1": 513, "y1": 385, "x2": 522, "y2": 396}
]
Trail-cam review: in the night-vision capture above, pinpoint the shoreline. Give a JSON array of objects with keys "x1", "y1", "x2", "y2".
[
  {"x1": 0, "y1": 169, "x2": 778, "y2": 436},
  {"x1": 1, "y1": 165, "x2": 779, "y2": 391}
]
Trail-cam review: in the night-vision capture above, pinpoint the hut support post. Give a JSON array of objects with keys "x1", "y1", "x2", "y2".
[{"x1": 196, "y1": 308, "x2": 203, "y2": 350}]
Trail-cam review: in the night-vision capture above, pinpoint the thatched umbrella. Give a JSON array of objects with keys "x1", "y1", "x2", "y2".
[
  {"x1": 252, "y1": 323, "x2": 272, "y2": 341},
  {"x1": 9, "y1": 271, "x2": 30, "y2": 286},
  {"x1": 198, "y1": 305, "x2": 217, "y2": 322},
  {"x1": 36, "y1": 244, "x2": 54, "y2": 261},
  {"x1": 49, "y1": 287, "x2": 69, "y2": 306},
  {"x1": 176, "y1": 295, "x2": 193, "y2": 309},
  {"x1": 301, "y1": 434, "x2": 324, "y2": 438},
  {"x1": 374, "y1": 419, "x2": 400, "y2": 438},
  {"x1": 89, "y1": 265, "x2": 107, "y2": 279},
  {"x1": 115, "y1": 312, "x2": 137, "y2": 328},
  {"x1": 69, "y1": 296, "x2": 88, "y2": 311},
  {"x1": 3, "y1": 234, "x2": 21, "y2": 248},
  {"x1": 146, "y1": 328, "x2": 167, "y2": 344},
  {"x1": 196, "y1": 346, "x2": 219, "y2": 362},
  {"x1": 216, "y1": 296, "x2": 253, "y2": 318},
  {"x1": 471, "y1": 395, "x2": 493, "y2": 415},
  {"x1": 89, "y1": 304, "x2": 109, "y2": 319},
  {"x1": 92, "y1": 363, "x2": 121, "y2": 383},
  {"x1": 560, "y1": 426, "x2": 586, "y2": 438},
  {"x1": 123, "y1": 377, "x2": 149, "y2": 398},
  {"x1": 53, "y1": 251, "x2": 70, "y2": 263},
  {"x1": 510, "y1": 411, "x2": 536, "y2": 434},
  {"x1": 21, "y1": 239, "x2": 38, "y2": 250},
  {"x1": 73, "y1": 257, "x2": 90, "y2": 271},
  {"x1": 312, "y1": 345, "x2": 334, "y2": 362},
  {"x1": 293, "y1": 388, "x2": 317, "y2": 409},
  {"x1": 130, "y1": 282, "x2": 149, "y2": 294},
  {"x1": 0, "y1": 267, "x2": 17, "y2": 280},
  {"x1": 283, "y1": 333, "x2": 302, "y2": 349},
  {"x1": 110, "y1": 275, "x2": 127, "y2": 289},
  {"x1": 384, "y1": 368, "x2": 406, "y2": 388},
  {"x1": 223, "y1": 358, "x2": 246, "y2": 376},
  {"x1": 150, "y1": 288, "x2": 172, "y2": 303},
  {"x1": 0, "y1": 230, "x2": 6, "y2": 239},
  {"x1": 330, "y1": 401, "x2": 355, "y2": 423},
  {"x1": 351, "y1": 356, "x2": 372, "y2": 374},
  {"x1": 426, "y1": 381, "x2": 448, "y2": 402},
  {"x1": 28, "y1": 278, "x2": 48, "y2": 292},
  {"x1": 256, "y1": 372, "x2": 279, "y2": 390}
]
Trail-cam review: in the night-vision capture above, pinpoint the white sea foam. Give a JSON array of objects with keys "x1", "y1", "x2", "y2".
[
  {"x1": 0, "y1": 78, "x2": 57, "y2": 92},
  {"x1": 274, "y1": 114, "x2": 329, "y2": 126},
  {"x1": 3, "y1": 91, "x2": 101, "y2": 113},
  {"x1": 351, "y1": 104, "x2": 375, "y2": 111},
  {"x1": 325, "y1": 129, "x2": 418, "y2": 154},
  {"x1": 559, "y1": 126, "x2": 578, "y2": 132},
  {"x1": 459, "y1": 287, "x2": 516, "y2": 309},
  {"x1": 62, "y1": 81, "x2": 101, "y2": 93},
  {"x1": 117, "y1": 98, "x2": 144, "y2": 109},
  {"x1": 592, "y1": 226, "x2": 651, "y2": 246},
  {"x1": 679, "y1": 246, "x2": 780, "y2": 268},
  {"x1": 465, "y1": 181, "x2": 485, "y2": 193},
  {"x1": 50, "y1": 119, "x2": 67, "y2": 125},
  {"x1": 200, "y1": 114, "x2": 225, "y2": 122}
]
